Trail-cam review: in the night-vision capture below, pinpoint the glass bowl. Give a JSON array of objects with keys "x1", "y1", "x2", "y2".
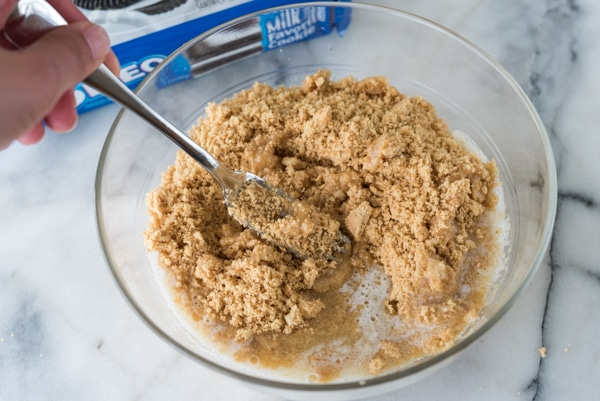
[{"x1": 95, "y1": 2, "x2": 557, "y2": 400}]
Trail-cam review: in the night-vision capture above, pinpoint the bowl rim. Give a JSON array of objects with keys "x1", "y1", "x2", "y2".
[{"x1": 95, "y1": 0, "x2": 558, "y2": 392}]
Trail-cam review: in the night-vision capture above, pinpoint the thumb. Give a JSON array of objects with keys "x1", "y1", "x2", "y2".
[
  {"x1": 0, "y1": 21, "x2": 110, "y2": 141},
  {"x1": 24, "y1": 21, "x2": 110, "y2": 102}
]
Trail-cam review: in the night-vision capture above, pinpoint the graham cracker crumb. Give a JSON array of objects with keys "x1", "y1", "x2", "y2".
[
  {"x1": 227, "y1": 180, "x2": 348, "y2": 259},
  {"x1": 144, "y1": 70, "x2": 500, "y2": 377}
]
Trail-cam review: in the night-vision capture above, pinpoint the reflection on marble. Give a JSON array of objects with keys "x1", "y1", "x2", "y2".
[{"x1": 1, "y1": 0, "x2": 599, "y2": 400}]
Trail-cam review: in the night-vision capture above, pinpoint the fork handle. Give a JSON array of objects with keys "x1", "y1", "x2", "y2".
[{"x1": 87, "y1": 64, "x2": 220, "y2": 172}]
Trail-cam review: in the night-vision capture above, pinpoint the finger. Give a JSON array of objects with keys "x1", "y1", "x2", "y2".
[
  {"x1": 0, "y1": 0, "x2": 120, "y2": 73},
  {"x1": 17, "y1": 123, "x2": 45, "y2": 146},
  {"x1": 45, "y1": 0, "x2": 121, "y2": 75},
  {"x1": 0, "y1": 22, "x2": 110, "y2": 139},
  {"x1": 44, "y1": 89, "x2": 78, "y2": 133},
  {"x1": 21, "y1": 21, "x2": 110, "y2": 114},
  {"x1": 0, "y1": 133, "x2": 13, "y2": 150}
]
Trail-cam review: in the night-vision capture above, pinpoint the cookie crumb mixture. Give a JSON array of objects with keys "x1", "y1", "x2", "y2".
[
  {"x1": 227, "y1": 180, "x2": 348, "y2": 260},
  {"x1": 145, "y1": 70, "x2": 500, "y2": 378}
]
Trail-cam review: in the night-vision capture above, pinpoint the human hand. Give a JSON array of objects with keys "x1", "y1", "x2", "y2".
[{"x1": 0, "y1": 0, "x2": 120, "y2": 150}]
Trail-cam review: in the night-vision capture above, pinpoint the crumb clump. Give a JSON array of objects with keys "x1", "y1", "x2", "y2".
[
  {"x1": 227, "y1": 180, "x2": 348, "y2": 260},
  {"x1": 144, "y1": 70, "x2": 499, "y2": 372}
]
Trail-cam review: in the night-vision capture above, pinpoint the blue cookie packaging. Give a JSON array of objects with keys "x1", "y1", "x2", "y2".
[{"x1": 76, "y1": 0, "x2": 351, "y2": 113}]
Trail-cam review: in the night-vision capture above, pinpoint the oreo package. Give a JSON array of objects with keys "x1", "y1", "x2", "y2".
[{"x1": 76, "y1": 0, "x2": 351, "y2": 113}]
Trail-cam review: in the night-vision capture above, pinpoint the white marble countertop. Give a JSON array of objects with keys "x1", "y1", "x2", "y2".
[{"x1": 1, "y1": 0, "x2": 599, "y2": 400}]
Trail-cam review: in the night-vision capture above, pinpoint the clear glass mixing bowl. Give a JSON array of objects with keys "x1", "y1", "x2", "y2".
[{"x1": 95, "y1": 2, "x2": 557, "y2": 399}]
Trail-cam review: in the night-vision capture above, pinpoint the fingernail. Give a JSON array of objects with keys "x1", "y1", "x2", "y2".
[{"x1": 82, "y1": 24, "x2": 110, "y2": 60}]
